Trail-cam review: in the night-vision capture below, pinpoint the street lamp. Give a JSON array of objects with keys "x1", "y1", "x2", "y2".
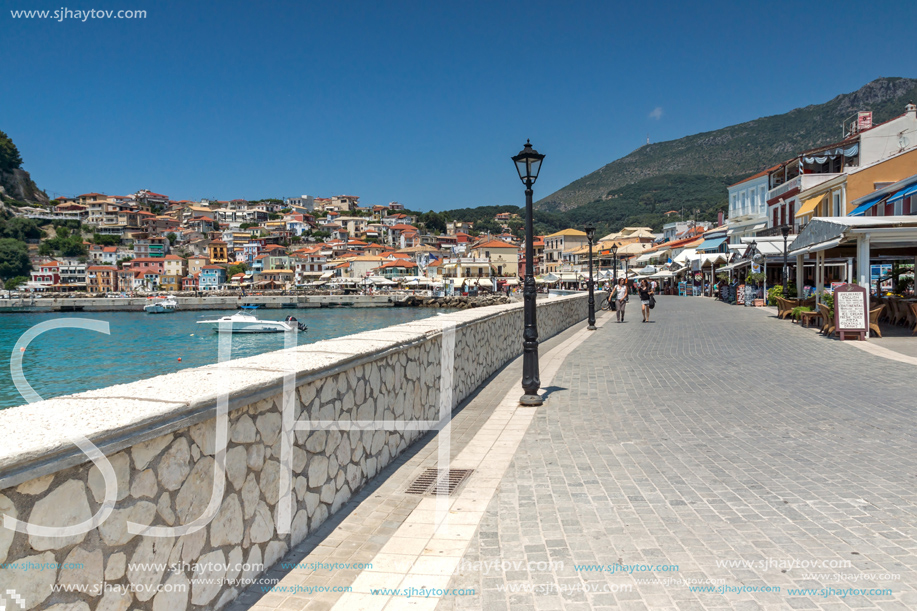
[
  {"x1": 780, "y1": 224, "x2": 790, "y2": 298},
  {"x1": 611, "y1": 243, "x2": 618, "y2": 286},
  {"x1": 513, "y1": 140, "x2": 545, "y2": 406},
  {"x1": 585, "y1": 222, "x2": 597, "y2": 330}
]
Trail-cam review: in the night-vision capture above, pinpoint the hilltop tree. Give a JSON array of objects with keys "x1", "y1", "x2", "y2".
[{"x1": 0, "y1": 130, "x2": 23, "y2": 172}]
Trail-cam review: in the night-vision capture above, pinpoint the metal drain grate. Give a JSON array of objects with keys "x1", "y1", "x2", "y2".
[{"x1": 405, "y1": 468, "x2": 474, "y2": 496}]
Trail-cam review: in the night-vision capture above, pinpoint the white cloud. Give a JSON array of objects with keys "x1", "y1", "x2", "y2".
[{"x1": 648, "y1": 107, "x2": 664, "y2": 120}]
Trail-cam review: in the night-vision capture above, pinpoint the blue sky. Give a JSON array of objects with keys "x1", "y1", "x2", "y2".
[{"x1": 3, "y1": 0, "x2": 915, "y2": 210}]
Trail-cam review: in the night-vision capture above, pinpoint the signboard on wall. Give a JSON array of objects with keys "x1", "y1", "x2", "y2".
[
  {"x1": 857, "y1": 111, "x2": 873, "y2": 131},
  {"x1": 833, "y1": 283, "x2": 868, "y2": 341}
]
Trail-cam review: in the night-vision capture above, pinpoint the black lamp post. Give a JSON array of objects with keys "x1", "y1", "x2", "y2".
[
  {"x1": 780, "y1": 224, "x2": 791, "y2": 298},
  {"x1": 611, "y1": 243, "x2": 618, "y2": 286},
  {"x1": 513, "y1": 140, "x2": 545, "y2": 406},
  {"x1": 585, "y1": 223, "x2": 597, "y2": 330}
]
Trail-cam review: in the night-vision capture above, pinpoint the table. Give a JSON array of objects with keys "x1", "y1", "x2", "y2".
[{"x1": 800, "y1": 310, "x2": 823, "y2": 328}]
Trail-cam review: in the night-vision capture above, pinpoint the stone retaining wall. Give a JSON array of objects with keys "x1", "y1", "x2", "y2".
[{"x1": 0, "y1": 294, "x2": 587, "y2": 610}]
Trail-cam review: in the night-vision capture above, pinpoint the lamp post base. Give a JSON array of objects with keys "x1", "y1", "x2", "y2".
[
  {"x1": 519, "y1": 393, "x2": 543, "y2": 406},
  {"x1": 587, "y1": 324, "x2": 596, "y2": 330}
]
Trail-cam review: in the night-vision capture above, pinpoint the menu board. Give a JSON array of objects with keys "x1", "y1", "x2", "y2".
[
  {"x1": 833, "y1": 284, "x2": 868, "y2": 341},
  {"x1": 736, "y1": 284, "x2": 745, "y2": 305}
]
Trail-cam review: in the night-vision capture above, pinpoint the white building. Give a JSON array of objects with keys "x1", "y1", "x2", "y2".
[
  {"x1": 284, "y1": 195, "x2": 315, "y2": 211},
  {"x1": 725, "y1": 167, "x2": 773, "y2": 242}
]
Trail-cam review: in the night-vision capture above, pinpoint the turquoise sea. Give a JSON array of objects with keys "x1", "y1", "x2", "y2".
[{"x1": 0, "y1": 307, "x2": 448, "y2": 410}]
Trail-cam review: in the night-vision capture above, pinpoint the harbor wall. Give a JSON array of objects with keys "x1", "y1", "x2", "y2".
[
  {"x1": 0, "y1": 293, "x2": 587, "y2": 611},
  {"x1": 0, "y1": 294, "x2": 403, "y2": 312}
]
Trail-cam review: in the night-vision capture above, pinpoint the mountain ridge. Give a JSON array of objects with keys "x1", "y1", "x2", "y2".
[{"x1": 537, "y1": 77, "x2": 917, "y2": 213}]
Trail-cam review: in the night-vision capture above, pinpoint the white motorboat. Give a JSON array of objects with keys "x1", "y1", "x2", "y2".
[
  {"x1": 196, "y1": 311, "x2": 307, "y2": 333},
  {"x1": 144, "y1": 296, "x2": 179, "y2": 313}
]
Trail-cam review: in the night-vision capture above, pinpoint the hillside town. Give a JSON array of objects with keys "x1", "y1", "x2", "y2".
[{"x1": 6, "y1": 104, "x2": 917, "y2": 307}]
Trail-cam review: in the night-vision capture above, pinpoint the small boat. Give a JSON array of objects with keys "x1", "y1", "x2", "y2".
[
  {"x1": 144, "y1": 296, "x2": 179, "y2": 314},
  {"x1": 196, "y1": 311, "x2": 307, "y2": 333}
]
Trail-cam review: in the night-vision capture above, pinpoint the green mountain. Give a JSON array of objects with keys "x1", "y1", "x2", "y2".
[{"x1": 537, "y1": 77, "x2": 917, "y2": 220}]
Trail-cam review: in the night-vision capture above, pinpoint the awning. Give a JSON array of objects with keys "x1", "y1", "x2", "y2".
[
  {"x1": 672, "y1": 248, "x2": 696, "y2": 264},
  {"x1": 716, "y1": 259, "x2": 750, "y2": 273},
  {"x1": 888, "y1": 183, "x2": 917, "y2": 204},
  {"x1": 635, "y1": 252, "x2": 656, "y2": 264},
  {"x1": 319, "y1": 271, "x2": 334, "y2": 279},
  {"x1": 793, "y1": 237, "x2": 843, "y2": 255},
  {"x1": 697, "y1": 253, "x2": 728, "y2": 266},
  {"x1": 502, "y1": 278, "x2": 519, "y2": 286},
  {"x1": 849, "y1": 194, "x2": 886, "y2": 217},
  {"x1": 695, "y1": 237, "x2": 726, "y2": 252},
  {"x1": 795, "y1": 194, "x2": 826, "y2": 219}
]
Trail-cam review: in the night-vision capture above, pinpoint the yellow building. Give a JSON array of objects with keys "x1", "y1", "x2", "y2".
[
  {"x1": 208, "y1": 240, "x2": 228, "y2": 264},
  {"x1": 543, "y1": 229, "x2": 588, "y2": 274},
  {"x1": 469, "y1": 238, "x2": 519, "y2": 277},
  {"x1": 796, "y1": 147, "x2": 917, "y2": 222}
]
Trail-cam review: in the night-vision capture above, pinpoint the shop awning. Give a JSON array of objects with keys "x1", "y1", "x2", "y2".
[
  {"x1": 887, "y1": 183, "x2": 917, "y2": 204},
  {"x1": 848, "y1": 194, "x2": 886, "y2": 217},
  {"x1": 716, "y1": 259, "x2": 750, "y2": 273},
  {"x1": 695, "y1": 237, "x2": 726, "y2": 252},
  {"x1": 635, "y1": 252, "x2": 656, "y2": 264},
  {"x1": 795, "y1": 194, "x2": 826, "y2": 219},
  {"x1": 502, "y1": 278, "x2": 519, "y2": 285}
]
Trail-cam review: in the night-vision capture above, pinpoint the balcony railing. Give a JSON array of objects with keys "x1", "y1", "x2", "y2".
[
  {"x1": 767, "y1": 176, "x2": 801, "y2": 201},
  {"x1": 756, "y1": 223, "x2": 805, "y2": 237}
]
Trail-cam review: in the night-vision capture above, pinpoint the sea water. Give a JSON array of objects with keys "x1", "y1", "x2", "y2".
[{"x1": 0, "y1": 307, "x2": 450, "y2": 409}]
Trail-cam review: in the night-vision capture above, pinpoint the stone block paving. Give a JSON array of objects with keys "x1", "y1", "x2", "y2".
[
  {"x1": 227, "y1": 322, "x2": 585, "y2": 611},
  {"x1": 439, "y1": 297, "x2": 917, "y2": 611}
]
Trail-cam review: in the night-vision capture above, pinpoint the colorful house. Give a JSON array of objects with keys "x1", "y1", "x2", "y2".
[{"x1": 199, "y1": 265, "x2": 226, "y2": 291}]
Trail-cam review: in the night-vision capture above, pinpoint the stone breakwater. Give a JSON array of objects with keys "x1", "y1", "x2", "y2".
[
  {"x1": 399, "y1": 294, "x2": 515, "y2": 308},
  {"x1": 0, "y1": 294, "x2": 587, "y2": 611}
]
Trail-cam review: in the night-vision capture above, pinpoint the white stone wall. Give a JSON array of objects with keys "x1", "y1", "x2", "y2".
[{"x1": 0, "y1": 294, "x2": 587, "y2": 610}]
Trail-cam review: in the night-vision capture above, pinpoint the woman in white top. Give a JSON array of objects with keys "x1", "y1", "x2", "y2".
[{"x1": 611, "y1": 278, "x2": 629, "y2": 322}]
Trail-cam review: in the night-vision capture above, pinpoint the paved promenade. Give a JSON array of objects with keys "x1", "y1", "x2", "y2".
[{"x1": 237, "y1": 296, "x2": 917, "y2": 611}]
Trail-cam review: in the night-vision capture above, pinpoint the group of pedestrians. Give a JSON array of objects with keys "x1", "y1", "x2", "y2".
[{"x1": 605, "y1": 278, "x2": 656, "y2": 323}]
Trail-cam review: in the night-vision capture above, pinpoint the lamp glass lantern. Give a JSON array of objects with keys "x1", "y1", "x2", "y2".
[
  {"x1": 512, "y1": 140, "x2": 545, "y2": 185},
  {"x1": 584, "y1": 223, "x2": 596, "y2": 243}
]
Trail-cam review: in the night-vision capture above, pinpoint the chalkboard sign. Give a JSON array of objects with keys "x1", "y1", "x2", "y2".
[
  {"x1": 736, "y1": 284, "x2": 746, "y2": 305},
  {"x1": 833, "y1": 284, "x2": 868, "y2": 341}
]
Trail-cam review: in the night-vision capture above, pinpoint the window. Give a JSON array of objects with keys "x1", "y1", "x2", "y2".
[
  {"x1": 833, "y1": 192, "x2": 842, "y2": 217},
  {"x1": 894, "y1": 199, "x2": 903, "y2": 216}
]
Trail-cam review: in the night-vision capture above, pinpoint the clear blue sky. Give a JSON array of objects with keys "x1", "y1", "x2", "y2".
[{"x1": 4, "y1": 0, "x2": 915, "y2": 210}]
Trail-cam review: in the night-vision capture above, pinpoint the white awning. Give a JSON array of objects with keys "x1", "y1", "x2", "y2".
[
  {"x1": 673, "y1": 248, "x2": 696, "y2": 264},
  {"x1": 635, "y1": 252, "x2": 656, "y2": 263},
  {"x1": 793, "y1": 237, "x2": 843, "y2": 255}
]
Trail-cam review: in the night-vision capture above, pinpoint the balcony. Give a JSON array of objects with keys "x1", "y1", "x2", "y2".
[
  {"x1": 768, "y1": 174, "x2": 843, "y2": 203},
  {"x1": 767, "y1": 176, "x2": 801, "y2": 201},
  {"x1": 756, "y1": 223, "x2": 805, "y2": 237}
]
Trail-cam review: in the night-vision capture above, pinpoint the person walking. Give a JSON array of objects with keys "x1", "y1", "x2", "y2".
[
  {"x1": 639, "y1": 278, "x2": 654, "y2": 323},
  {"x1": 611, "y1": 277, "x2": 629, "y2": 322}
]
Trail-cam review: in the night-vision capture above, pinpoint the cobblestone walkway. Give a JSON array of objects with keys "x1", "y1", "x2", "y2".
[{"x1": 441, "y1": 296, "x2": 917, "y2": 611}]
